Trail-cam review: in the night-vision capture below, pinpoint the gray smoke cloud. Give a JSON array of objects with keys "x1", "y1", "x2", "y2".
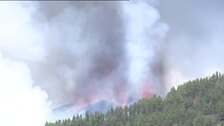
[
  {"x1": 26, "y1": 1, "x2": 168, "y2": 108},
  {"x1": 30, "y1": 2, "x2": 128, "y2": 107}
]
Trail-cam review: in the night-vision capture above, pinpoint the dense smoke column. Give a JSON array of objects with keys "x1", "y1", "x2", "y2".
[
  {"x1": 27, "y1": 1, "x2": 169, "y2": 109},
  {"x1": 124, "y1": 1, "x2": 168, "y2": 101},
  {"x1": 30, "y1": 2, "x2": 129, "y2": 107}
]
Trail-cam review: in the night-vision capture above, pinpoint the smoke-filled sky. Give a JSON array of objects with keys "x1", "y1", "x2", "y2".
[
  {"x1": 159, "y1": 0, "x2": 224, "y2": 87},
  {"x1": 0, "y1": 0, "x2": 224, "y2": 126}
]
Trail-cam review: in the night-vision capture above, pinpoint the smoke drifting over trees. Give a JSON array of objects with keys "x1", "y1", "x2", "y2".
[{"x1": 0, "y1": 0, "x2": 224, "y2": 126}]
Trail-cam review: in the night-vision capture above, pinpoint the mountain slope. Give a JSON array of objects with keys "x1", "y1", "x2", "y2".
[{"x1": 46, "y1": 72, "x2": 224, "y2": 126}]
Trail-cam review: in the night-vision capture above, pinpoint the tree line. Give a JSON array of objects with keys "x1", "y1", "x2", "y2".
[{"x1": 46, "y1": 72, "x2": 224, "y2": 126}]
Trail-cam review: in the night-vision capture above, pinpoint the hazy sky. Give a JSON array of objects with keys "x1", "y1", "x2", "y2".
[{"x1": 159, "y1": 0, "x2": 224, "y2": 88}]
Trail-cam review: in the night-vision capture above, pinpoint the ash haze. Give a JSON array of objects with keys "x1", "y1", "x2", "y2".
[
  {"x1": 159, "y1": 0, "x2": 224, "y2": 88},
  {"x1": 0, "y1": 0, "x2": 224, "y2": 125}
]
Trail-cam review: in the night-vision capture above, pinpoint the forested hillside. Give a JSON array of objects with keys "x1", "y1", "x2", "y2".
[{"x1": 46, "y1": 72, "x2": 224, "y2": 126}]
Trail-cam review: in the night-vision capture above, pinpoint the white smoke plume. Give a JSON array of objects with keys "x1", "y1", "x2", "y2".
[
  {"x1": 124, "y1": 1, "x2": 168, "y2": 99},
  {"x1": 0, "y1": 2, "x2": 51, "y2": 126}
]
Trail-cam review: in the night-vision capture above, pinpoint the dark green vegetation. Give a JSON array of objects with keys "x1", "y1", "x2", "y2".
[{"x1": 46, "y1": 72, "x2": 224, "y2": 126}]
